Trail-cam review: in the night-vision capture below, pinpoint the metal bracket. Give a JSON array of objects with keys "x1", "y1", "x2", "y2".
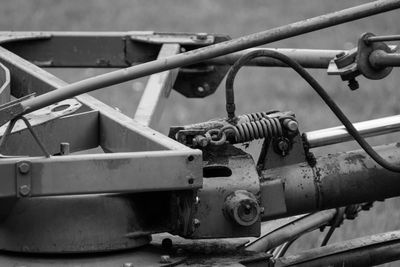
[
  {"x1": 131, "y1": 32, "x2": 231, "y2": 98},
  {"x1": 16, "y1": 161, "x2": 32, "y2": 198},
  {"x1": 130, "y1": 32, "x2": 215, "y2": 45}
]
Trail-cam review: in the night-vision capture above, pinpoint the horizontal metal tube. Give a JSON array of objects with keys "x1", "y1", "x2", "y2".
[
  {"x1": 205, "y1": 48, "x2": 344, "y2": 69},
  {"x1": 304, "y1": 114, "x2": 400, "y2": 148},
  {"x1": 369, "y1": 49, "x2": 400, "y2": 68},
  {"x1": 19, "y1": 0, "x2": 400, "y2": 114},
  {"x1": 366, "y1": 34, "x2": 400, "y2": 43},
  {"x1": 261, "y1": 142, "x2": 400, "y2": 218}
]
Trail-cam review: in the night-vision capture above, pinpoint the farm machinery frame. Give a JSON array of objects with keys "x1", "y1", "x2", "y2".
[{"x1": 1, "y1": 0, "x2": 400, "y2": 266}]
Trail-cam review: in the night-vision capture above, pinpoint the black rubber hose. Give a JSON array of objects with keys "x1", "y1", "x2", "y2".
[{"x1": 225, "y1": 49, "x2": 400, "y2": 172}]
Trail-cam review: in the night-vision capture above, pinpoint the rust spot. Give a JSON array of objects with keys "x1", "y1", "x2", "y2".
[{"x1": 344, "y1": 153, "x2": 366, "y2": 165}]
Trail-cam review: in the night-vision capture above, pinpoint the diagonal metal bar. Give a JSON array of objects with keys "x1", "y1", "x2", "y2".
[
  {"x1": 12, "y1": 0, "x2": 400, "y2": 117},
  {"x1": 134, "y1": 43, "x2": 180, "y2": 128},
  {"x1": 0, "y1": 47, "x2": 194, "y2": 152}
]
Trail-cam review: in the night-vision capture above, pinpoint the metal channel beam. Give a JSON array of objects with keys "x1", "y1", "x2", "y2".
[
  {"x1": 134, "y1": 43, "x2": 180, "y2": 128},
  {"x1": 0, "y1": 47, "x2": 193, "y2": 152},
  {"x1": 0, "y1": 31, "x2": 215, "y2": 68},
  {"x1": 0, "y1": 150, "x2": 202, "y2": 198},
  {"x1": 0, "y1": 31, "x2": 158, "y2": 68}
]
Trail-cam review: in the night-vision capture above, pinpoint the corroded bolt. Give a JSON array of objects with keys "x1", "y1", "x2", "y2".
[
  {"x1": 160, "y1": 255, "x2": 171, "y2": 264},
  {"x1": 193, "y1": 218, "x2": 201, "y2": 228},
  {"x1": 278, "y1": 140, "x2": 290, "y2": 157},
  {"x1": 18, "y1": 162, "x2": 30, "y2": 174},
  {"x1": 19, "y1": 185, "x2": 31, "y2": 197},
  {"x1": 224, "y1": 190, "x2": 260, "y2": 226},
  {"x1": 193, "y1": 135, "x2": 208, "y2": 147}
]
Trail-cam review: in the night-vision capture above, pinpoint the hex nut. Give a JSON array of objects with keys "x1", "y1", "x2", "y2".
[
  {"x1": 18, "y1": 162, "x2": 30, "y2": 174},
  {"x1": 19, "y1": 185, "x2": 31, "y2": 196}
]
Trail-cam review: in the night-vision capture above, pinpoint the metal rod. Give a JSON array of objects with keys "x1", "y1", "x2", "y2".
[
  {"x1": 304, "y1": 114, "x2": 400, "y2": 148},
  {"x1": 246, "y1": 209, "x2": 337, "y2": 252},
  {"x1": 205, "y1": 48, "x2": 344, "y2": 69},
  {"x1": 366, "y1": 34, "x2": 400, "y2": 43},
  {"x1": 19, "y1": 0, "x2": 400, "y2": 115},
  {"x1": 369, "y1": 49, "x2": 400, "y2": 67},
  {"x1": 275, "y1": 231, "x2": 400, "y2": 267}
]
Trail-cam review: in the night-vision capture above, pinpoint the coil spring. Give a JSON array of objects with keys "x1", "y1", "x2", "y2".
[
  {"x1": 207, "y1": 112, "x2": 295, "y2": 145},
  {"x1": 232, "y1": 117, "x2": 283, "y2": 143},
  {"x1": 238, "y1": 111, "x2": 278, "y2": 122}
]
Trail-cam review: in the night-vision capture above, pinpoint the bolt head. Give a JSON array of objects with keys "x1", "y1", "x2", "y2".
[
  {"x1": 286, "y1": 120, "x2": 298, "y2": 132},
  {"x1": 160, "y1": 255, "x2": 171, "y2": 264},
  {"x1": 19, "y1": 185, "x2": 30, "y2": 196},
  {"x1": 18, "y1": 162, "x2": 30, "y2": 174},
  {"x1": 196, "y1": 33, "x2": 208, "y2": 40},
  {"x1": 193, "y1": 218, "x2": 201, "y2": 228}
]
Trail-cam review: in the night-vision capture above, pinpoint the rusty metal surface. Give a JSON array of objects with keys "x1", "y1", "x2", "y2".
[
  {"x1": 187, "y1": 145, "x2": 261, "y2": 239},
  {"x1": 261, "y1": 142, "x2": 400, "y2": 218}
]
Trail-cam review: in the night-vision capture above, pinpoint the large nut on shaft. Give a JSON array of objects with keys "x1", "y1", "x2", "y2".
[{"x1": 224, "y1": 190, "x2": 260, "y2": 226}]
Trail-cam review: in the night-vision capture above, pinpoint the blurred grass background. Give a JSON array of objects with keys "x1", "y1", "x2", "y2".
[{"x1": 1, "y1": 0, "x2": 400, "y2": 264}]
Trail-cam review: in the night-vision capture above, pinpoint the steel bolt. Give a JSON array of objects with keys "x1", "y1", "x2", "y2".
[
  {"x1": 193, "y1": 218, "x2": 201, "y2": 228},
  {"x1": 160, "y1": 255, "x2": 171, "y2": 264},
  {"x1": 278, "y1": 140, "x2": 290, "y2": 156},
  {"x1": 18, "y1": 162, "x2": 30, "y2": 174},
  {"x1": 196, "y1": 33, "x2": 208, "y2": 40},
  {"x1": 224, "y1": 190, "x2": 260, "y2": 226},
  {"x1": 283, "y1": 119, "x2": 298, "y2": 132},
  {"x1": 193, "y1": 135, "x2": 208, "y2": 147},
  {"x1": 60, "y1": 142, "x2": 70, "y2": 155},
  {"x1": 19, "y1": 185, "x2": 31, "y2": 197},
  {"x1": 348, "y1": 78, "x2": 359, "y2": 91}
]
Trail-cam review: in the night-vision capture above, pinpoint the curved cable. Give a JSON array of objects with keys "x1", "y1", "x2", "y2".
[{"x1": 225, "y1": 49, "x2": 400, "y2": 172}]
